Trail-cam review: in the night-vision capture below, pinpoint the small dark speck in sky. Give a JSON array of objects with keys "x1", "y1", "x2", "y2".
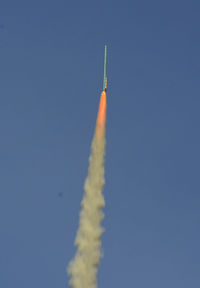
[{"x1": 58, "y1": 192, "x2": 64, "y2": 198}]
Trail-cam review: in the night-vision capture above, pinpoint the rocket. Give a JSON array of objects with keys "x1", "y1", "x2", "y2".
[
  {"x1": 103, "y1": 45, "x2": 107, "y2": 92},
  {"x1": 96, "y1": 46, "x2": 107, "y2": 137}
]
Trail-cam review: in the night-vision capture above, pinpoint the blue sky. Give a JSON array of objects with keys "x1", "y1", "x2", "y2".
[{"x1": 0, "y1": 0, "x2": 200, "y2": 287}]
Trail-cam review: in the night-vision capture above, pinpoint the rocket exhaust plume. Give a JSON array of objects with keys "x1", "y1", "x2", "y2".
[{"x1": 67, "y1": 46, "x2": 107, "y2": 288}]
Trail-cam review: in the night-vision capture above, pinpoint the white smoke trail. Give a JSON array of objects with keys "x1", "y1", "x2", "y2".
[{"x1": 67, "y1": 125, "x2": 106, "y2": 288}]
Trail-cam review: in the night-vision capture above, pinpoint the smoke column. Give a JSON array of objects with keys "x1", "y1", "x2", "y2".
[{"x1": 67, "y1": 90, "x2": 107, "y2": 288}]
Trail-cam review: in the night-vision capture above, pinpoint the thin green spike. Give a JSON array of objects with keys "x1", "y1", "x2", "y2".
[{"x1": 103, "y1": 45, "x2": 107, "y2": 90}]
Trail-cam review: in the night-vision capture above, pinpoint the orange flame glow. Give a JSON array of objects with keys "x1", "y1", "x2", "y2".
[{"x1": 96, "y1": 90, "x2": 107, "y2": 138}]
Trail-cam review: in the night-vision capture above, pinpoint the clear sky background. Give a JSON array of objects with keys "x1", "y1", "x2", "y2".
[{"x1": 0, "y1": 1, "x2": 200, "y2": 287}]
